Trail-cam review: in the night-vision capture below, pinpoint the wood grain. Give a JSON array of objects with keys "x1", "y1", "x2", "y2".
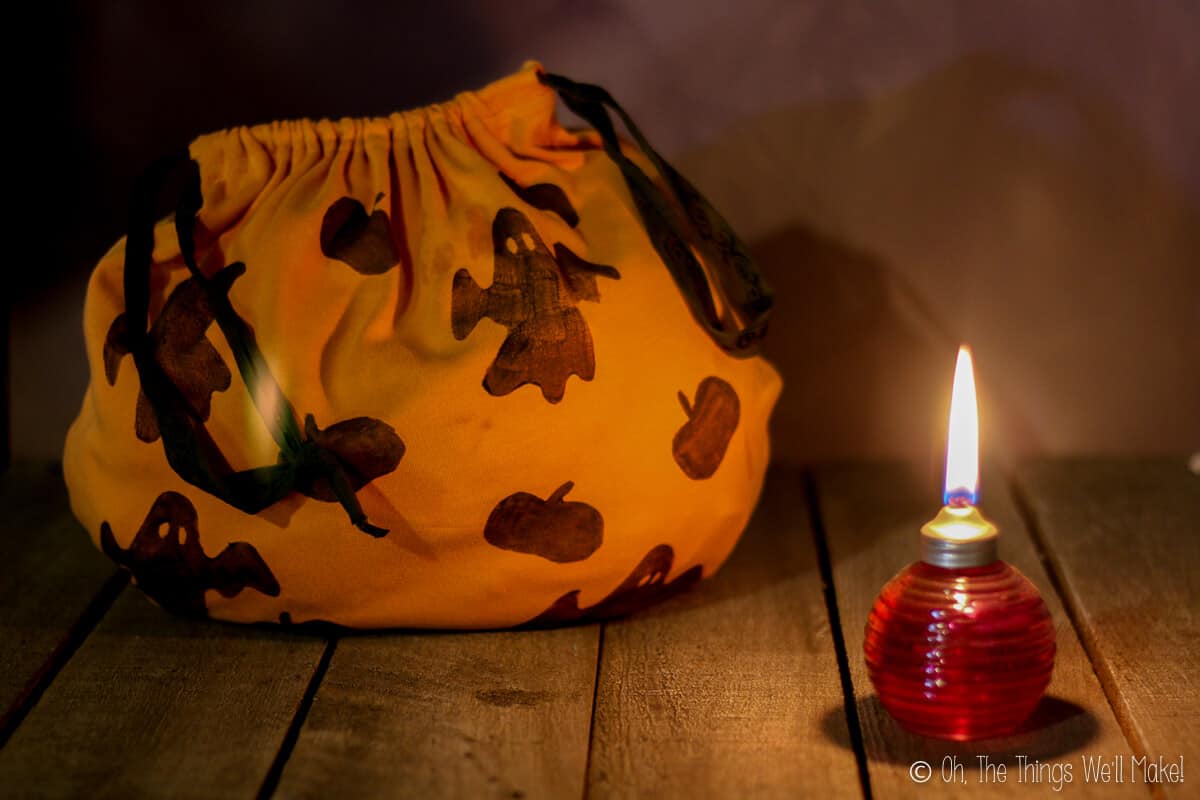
[
  {"x1": 1017, "y1": 457, "x2": 1199, "y2": 797},
  {"x1": 585, "y1": 466, "x2": 863, "y2": 799},
  {"x1": 273, "y1": 625, "x2": 600, "y2": 799},
  {"x1": 0, "y1": 462, "x2": 118, "y2": 727},
  {"x1": 816, "y1": 462, "x2": 1141, "y2": 798},
  {"x1": 0, "y1": 588, "x2": 327, "y2": 798}
]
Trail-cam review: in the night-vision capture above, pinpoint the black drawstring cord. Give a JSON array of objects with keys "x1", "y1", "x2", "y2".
[
  {"x1": 122, "y1": 152, "x2": 388, "y2": 537},
  {"x1": 539, "y1": 71, "x2": 773, "y2": 354}
]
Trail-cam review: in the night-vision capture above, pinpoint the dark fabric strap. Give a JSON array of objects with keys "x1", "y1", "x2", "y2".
[
  {"x1": 122, "y1": 153, "x2": 386, "y2": 536},
  {"x1": 539, "y1": 71, "x2": 773, "y2": 354}
]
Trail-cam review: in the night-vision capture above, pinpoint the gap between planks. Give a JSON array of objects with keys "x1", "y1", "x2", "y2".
[
  {"x1": 580, "y1": 624, "x2": 606, "y2": 800},
  {"x1": 581, "y1": 466, "x2": 861, "y2": 799},
  {"x1": 0, "y1": 571, "x2": 127, "y2": 746},
  {"x1": 0, "y1": 462, "x2": 128, "y2": 744},
  {"x1": 262, "y1": 619, "x2": 600, "y2": 799},
  {"x1": 804, "y1": 470, "x2": 873, "y2": 800},
  {"x1": 1007, "y1": 476, "x2": 1147, "y2": 764},
  {"x1": 257, "y1": 638, "x2": 339, "y2": 799},
  {"x1": 1013, "y1": 458, "x2": 1199, "y2": 800},
  {"x1": 267, "y1": 466, "x2": 861, "y2": 799},
  {"x1": 0, "y1": 589, "x2": 330, "y2": 797}
]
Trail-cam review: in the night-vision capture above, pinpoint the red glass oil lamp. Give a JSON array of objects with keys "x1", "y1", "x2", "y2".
[{"x1": 864, "y1": 346, "x2": 1056, "y2": 740}]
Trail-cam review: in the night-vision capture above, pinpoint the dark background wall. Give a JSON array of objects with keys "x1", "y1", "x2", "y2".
[{"x1": 10, "y1": 0, "x2": 1199, "y2": 468}]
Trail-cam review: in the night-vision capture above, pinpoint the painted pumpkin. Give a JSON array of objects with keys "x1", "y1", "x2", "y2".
[{"x1": 63, "y1": 63, "x2": 781, "y2": 629}]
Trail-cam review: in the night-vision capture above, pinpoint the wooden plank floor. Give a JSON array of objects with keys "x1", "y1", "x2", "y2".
[
  {"x1": 0, "y1": 463, "x2": 122, "y2": 736},
  {"x1": 0, "y1": 457, "x2": 1195, "y2": 798},
  {"x1": 583, "y1": 469, "x2": 858, "y2": 798},
  {"x1": 274, "y1": 626, "x2": 599, "y2": 799},
  {"x1": 1015, "y1": 459, "x2": 1199, "y2": 799}
]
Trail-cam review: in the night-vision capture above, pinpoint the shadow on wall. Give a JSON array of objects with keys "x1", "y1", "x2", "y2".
[
  {"x1": 687, "y1": 52, "x2": 1200, "y2": 463},
  {"x1": 751, "y1": 224, "x2": 952, "y2": 470}
]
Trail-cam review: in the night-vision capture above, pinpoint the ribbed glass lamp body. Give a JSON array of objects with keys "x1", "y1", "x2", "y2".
[{"x1": 864, "y1": 559, "x2": 1055, "y2": 741}]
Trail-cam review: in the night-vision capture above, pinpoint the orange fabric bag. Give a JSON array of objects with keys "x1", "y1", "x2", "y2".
[{"x1": 63, "y1": 63, "x2": 781, "y2": 628}]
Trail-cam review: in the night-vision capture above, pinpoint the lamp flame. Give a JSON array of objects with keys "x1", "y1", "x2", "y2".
[{"x1": 944, "y1": 345, "x2": 979, "y2": 506}]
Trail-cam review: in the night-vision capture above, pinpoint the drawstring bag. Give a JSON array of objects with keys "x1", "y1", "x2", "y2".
[{"x1": 63, "y1": 63, "x2": 781, "y2": 629}]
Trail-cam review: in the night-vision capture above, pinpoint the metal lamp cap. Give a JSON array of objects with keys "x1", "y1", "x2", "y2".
[{"x1": 920, "y1": 504, "x2": 999, "y2": 568}]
